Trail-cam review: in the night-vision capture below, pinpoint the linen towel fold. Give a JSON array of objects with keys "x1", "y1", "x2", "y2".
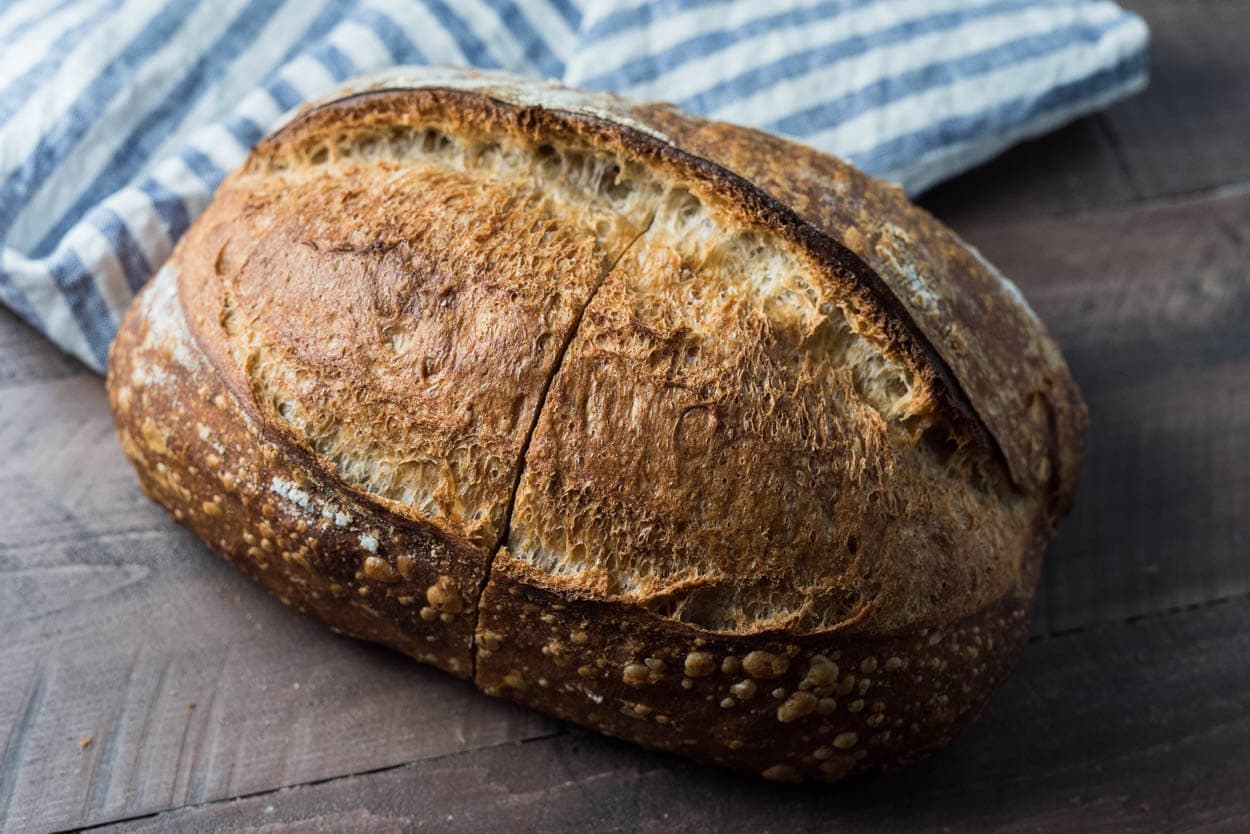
[{"x1": 0, "y1": 0, "x2": 1148, "y2": 372}]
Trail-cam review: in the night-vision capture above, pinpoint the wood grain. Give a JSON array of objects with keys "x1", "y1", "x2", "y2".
[
  {"x1": 0, "y1": 309, "x2": 81, "y2": 390},
  {"x1": 975, "y1": 187, "x2": 1250, "y2": 635},
  {"x1": 3, "y1": 2, "x2": 1249, "y2": 825},
  {"x1": 920, "y1": 0, "x2": 1250, "y2": 228},
  {"x1": 101, "y1": 598, "x2": 1250, "y2": 833}
]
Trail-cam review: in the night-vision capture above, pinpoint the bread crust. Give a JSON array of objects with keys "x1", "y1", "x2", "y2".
[
  {"x1": 107, "y1": 67, "x2": 1086, "y2": 780},
  {"x1": 476, "y1": 549, "x2": 1033, "y2": 782},
  {"x1": 109, "y1": 265, "x2": 485, "y2": 676}
]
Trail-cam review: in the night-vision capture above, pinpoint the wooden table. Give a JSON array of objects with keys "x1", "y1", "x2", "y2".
[{"x1": 3, "y1": 2, "x2": 1248, "y2": 831}]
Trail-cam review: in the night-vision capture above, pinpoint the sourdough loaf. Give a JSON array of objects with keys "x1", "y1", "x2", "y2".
[{"x1": 107, "y1": 67, "x2": 1086, "y2": 782}]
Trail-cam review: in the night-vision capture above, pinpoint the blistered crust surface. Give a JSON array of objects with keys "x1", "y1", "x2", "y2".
[
  {"x1": 624, "y1": 106, "x2": 1087, "y2": 502},
  {"x1": 167, "y1": 68, "x2": 1070, "y2": 645},
  {"x1": 506, "y1": 175, "x2": 1036, "y2": 635},
  {"x1": 475, "y1": 551, "x2": 1031, "y2": 782},
  {"x1": 289, "y1": 67, "x2": 1084, "y2": 504},
  {"x1": 109, "y1": 265, "x2": 483, "y2": 677},
  {"x1": 178, "y1": 105, "x2": 655, "y2": 549}
]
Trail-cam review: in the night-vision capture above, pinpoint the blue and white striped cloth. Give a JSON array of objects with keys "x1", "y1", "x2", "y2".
[{"x1": 0, "y1": 0, "x2": 1148, "y2": 372}]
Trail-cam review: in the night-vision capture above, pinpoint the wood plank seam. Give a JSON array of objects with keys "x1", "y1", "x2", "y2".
[
  {"x1": 55, "y1": 730, "x2": 568, "y2": 834},
  {"x1": 1092, "y1": 114, "x2": 1144, "y2": 202},
  {"x1": 1030, "y1": 589, "x2": 1250, "y2": 643}
]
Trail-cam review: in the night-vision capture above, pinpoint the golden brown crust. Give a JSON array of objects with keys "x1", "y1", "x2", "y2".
[
  {"x1": 501, "y1": 161, "x2": 1043, "y2": 637},
  {"x1": 624, "y1": 104, "x2": 1089, "y2": 507},
  {"x1": 177, "y1": 97, "x2": 647, "y2": 550},
  {"x1": 109, "y1": 266, "x2": 484, "y2": 676},
  {"x1": 106, "y1": 68, "x2": 1087, "y2": 781}
]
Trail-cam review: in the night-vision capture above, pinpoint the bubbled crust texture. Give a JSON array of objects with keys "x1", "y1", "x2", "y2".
[
  {"x1": 109, "y1": 266, "x2": 484, "y2": 676},
  {"x1": 107, "y1": 68, "x2": 1086, "y2": 782},
  {"x1": 626, "y1": 104, "x2": 1087, "y2": 511},
  {"x1": 176, "y1": 110, "x2": 649, "y2": 550},
  {"x1": 477, "y1": 552, "x2": 1032, "y2": 782}
]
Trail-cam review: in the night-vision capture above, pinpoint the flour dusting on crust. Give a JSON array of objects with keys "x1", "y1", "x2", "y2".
[{"x1": 273, "y1": 66, "x2": 673, "y2": 146}]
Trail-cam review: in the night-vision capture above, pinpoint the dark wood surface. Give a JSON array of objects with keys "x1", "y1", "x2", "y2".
[
  {"x1": 105, "y1": 601, "x2": 1250, "y2": 834},
  {"x1": 2, "y1": 1, "x2": 1247, "y2": 831}
]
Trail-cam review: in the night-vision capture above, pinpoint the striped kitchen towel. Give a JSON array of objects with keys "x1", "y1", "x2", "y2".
[{"x1": 0, "y1": 0, "x2": 1149, "y2": 373}]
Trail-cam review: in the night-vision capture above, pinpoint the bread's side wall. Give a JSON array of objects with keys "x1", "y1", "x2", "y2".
[
  {"x1": 475, "y1": 550, "x2": 1033, "y2": 781},
  {"x1": 108, "y1": 264, "x2": 488, "y2": 677}
]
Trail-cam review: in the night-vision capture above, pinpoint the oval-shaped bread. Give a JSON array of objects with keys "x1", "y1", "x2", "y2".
[{"x1": 107, "y1": 68, "x2": 1086, "y2": 782}]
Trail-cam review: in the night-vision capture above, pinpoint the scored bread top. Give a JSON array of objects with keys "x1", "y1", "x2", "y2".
[
  {"x1": 175, "y1": 67, "x2": 1084, "y2": 639},
  {"x1": 178, "y1": 107, "x2": 651, "y2": 550},
  {"x1": 628, "y1": 106, "x2": 1086, "y2": 509}
]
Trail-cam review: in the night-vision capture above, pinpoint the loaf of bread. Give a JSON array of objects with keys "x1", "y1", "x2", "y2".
[{"x1": 107, "y1": 67, "x2": 1086, "y2": 782}]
